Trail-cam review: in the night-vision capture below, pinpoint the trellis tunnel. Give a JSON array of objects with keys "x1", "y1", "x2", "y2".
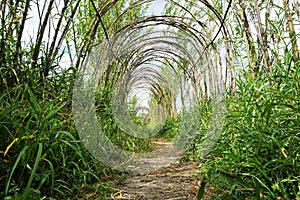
[{"x1": 72, "y1": 0, "x2": 229, "y2": 173}]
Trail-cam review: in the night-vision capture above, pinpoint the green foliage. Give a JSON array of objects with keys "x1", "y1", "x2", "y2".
[
  {"x1": 0, "y1": 83, "x2": 117, "y2": 199},
  {"x1": 2, "y1": 0, "x2": 300, "y2": 199},
  {"x1": 199, "y1": 66, "x2": 300, "y2": 199},
  {"x1": 95, "y1": 90, "x2": 152, "y2": 153},
  {"x1": 179, "y1": 99, "x2": 212, "y2": 162},
  {"x1": 157, "y1": 116, "x2": 180, "y2": 139},
  {"x1": 0, "y1": 0, "x2": 147, "y2": 199}
]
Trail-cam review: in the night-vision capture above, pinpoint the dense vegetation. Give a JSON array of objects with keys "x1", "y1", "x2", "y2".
[
  {"x1": 197, "y1": 72, "x2": 300, "y2": 199},
  {"x1": 1, "y1": 0, "x2": 299, "y2": 199}
]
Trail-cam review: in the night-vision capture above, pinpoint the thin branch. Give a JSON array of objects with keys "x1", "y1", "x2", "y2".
[
  {"x1": 31, "y1": 0, "x2": 55, "y2": 70},
  {"x1": 16, "y1": 0, "x2": 31, "y2": 63},
  {"x1": 204, "y1": 0, "x2": 232, "y2": 51}
]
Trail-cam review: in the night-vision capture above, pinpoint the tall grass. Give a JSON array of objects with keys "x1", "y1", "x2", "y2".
[
  {"x1": 198, "y1": 61, "x2": 300, "y2": 199},
  {"x1": 1, "y1": 0, "x2": 299, "y2": 199},
  {"x1": 0, "y1": 81, "x2": 120, "y2": 199},
  {"x1": 0, "y1": 0, "x2": 142, "y2": 199},
  {"x1": 176, "y1": 0, "x2": 300, "y2": 198},
  {"x1": 95, "y1": 89, "x2": 153, "y2": 153}
]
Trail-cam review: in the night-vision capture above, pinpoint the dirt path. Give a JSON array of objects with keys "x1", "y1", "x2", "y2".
[
  {"x1": 111, "y1": 140, "x2": 213, "y2": 200},
  {"x1": 113, "y1": 162, "x2": 201, "y2": 199}
]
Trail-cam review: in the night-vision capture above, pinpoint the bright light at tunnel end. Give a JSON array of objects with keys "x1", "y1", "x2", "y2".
[{"x1": 72, "y1": 27, "x2": 226, "y2": 174}]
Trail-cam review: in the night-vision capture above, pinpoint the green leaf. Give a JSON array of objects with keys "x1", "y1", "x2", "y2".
[
  {"x1": 197, "y1": 181, "x2": 207, "y2": 200},
  {"x1": 24, "y1": 85, "x2": 41, "y2": 118},
  {"x1": 5, "y1": 146, "x2": 29, "y2": 195},
  {"x1": 26, "y1": 143, "x2": 43, "y2": 190},
  {"x1": 46, "y1": 102, "x2": 66, "y2": 120}
]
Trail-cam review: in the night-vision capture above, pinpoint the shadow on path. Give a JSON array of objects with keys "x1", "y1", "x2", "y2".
[{"x1": 112, "y1": 139, "x2": 214, "y2": 199}]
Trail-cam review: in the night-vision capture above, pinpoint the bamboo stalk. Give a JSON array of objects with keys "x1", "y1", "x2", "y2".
[
  {"x1": 254, "y1": 0, "x2": 270, "y2": 73},
  {"x1": 282, "y1": 0, "x2": 299, "y2": 62},
  {"x1": 16, "y1": 0, "x2": 30, "y2": 64},
  {"x1": 31, "y1": 0, "x2": 55, "y2": 70}
]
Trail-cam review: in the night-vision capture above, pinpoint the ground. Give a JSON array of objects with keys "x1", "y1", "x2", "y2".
[
  {"x1": 113, "y1": 162, "x2": 201, "y2": 199},
  {"x1": 109, "y1": 139, "x2": 214, "y2": 200}
]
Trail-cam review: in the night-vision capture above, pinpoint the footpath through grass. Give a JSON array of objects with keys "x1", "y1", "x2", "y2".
[{"x1": 1, "y1": 64, "x2": 300, "y2": 199}]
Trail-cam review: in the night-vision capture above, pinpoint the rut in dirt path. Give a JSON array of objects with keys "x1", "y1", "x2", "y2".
[{"x1": 112, "y1": 140, "x2": 214, "y2": 200}]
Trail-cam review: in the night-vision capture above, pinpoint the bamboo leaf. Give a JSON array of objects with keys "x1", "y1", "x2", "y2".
[
  {"x1": 46, "y1": 102, "x2": 66, "y2": 120},
  {"x1": 5, "y1": 146, "x2": 29, "y2": 195},
  {"x1": 26, "y1": 143, "x2": 43, "y2": 190}
]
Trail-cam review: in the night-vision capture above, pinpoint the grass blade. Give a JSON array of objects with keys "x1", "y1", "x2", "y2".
[
  {"x1": 5, "y1": 146, "x2": 29, "y2": 196},
  {"x1": 25, "y1": 143, "x2": 43, "y2": 190}
]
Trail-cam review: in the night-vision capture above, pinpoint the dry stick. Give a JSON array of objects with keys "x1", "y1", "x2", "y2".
[
  {"x1": 16, "y1": 0, "x2": 30, "y2": 64},
  {"x1": 282, "y1": 0, "x2": 299, "y2": 62},
  {"x1": 265, "y1": 0, "x2": 273, "y2": 69},
  {"x1": 295, "y1": 0, "x2": 300, "y2": 25},
  {"x1": 0, "y1": 0, "x2": 9, "y2": 90},
  {"x1": 0, "y1": 0, "x2": 3, "y2": 10},
  {"x1": 236, "y1": 5, "x2": 259, "y2": 78},
  {"x1": 219, "y1": 0, "x2": 233, "y2": 89},
  {"x1": 31, "y1": 0, "x2": 55, "y2": 70},
  {"x1": 35, "y1": 0, "x2": 42, "y2": 50},
  {"x1": 0, "y1": 0, "x2": 7, "y2": 67},
  {"x1": 254, "y1": 0, "x2": 270, "y2": 73},
  {"x1": 90, "y1": 0, "x2": 111, "y2": 45},
  {"x1": 1, "y1": 0, "x2": 23, "y2": 87},
  {"x1": 90, "y1": 0, "x2": 133, "y2": 65},
  {"x1": 203, "y1": 19, "x2": 220, "y2": 96},
  {"x1": 36, "y1": 0, "x2": 47, "y2": 43},
  {"x1": 89, "y1": 0, "x2": 127, "y2": 88},
  {"x1": 267, "y1": 1, "x2": 280, "y2": 65},
  {"x1": 50, "y1": 0, "x2": 81, "y2": 71},
  {"x1": 204, "y1": 0, "x2": 232, "y2": 89},
  {"x1": 89, "y1": 0, "x2": 118, "y2": 50},
  {"x1": 6, "y1": 0, "x2": 21, "y2": 40},
  {"x1": 47, "y1": 0, "x2": 71, "y2": 69},
  {"x1": 65, "y1": 39, "x2": 74, "y2": 66},
  {"x1": 164, "y1": 0, "x2": 209, "y2": 47},
  {"x1": 204, "y1": 0, "x2": 232, "y2": 51},
  {"x1": 198, "y1": 0, "x2": 224, "y2": 23},
  {"x1": 73, "y1": 0, "x2": 108, "y2": 71}
]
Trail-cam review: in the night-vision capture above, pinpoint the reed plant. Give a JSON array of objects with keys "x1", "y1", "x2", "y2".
[{"x1": 198, "y1": 63, "x2": 300, "y2": 199}]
